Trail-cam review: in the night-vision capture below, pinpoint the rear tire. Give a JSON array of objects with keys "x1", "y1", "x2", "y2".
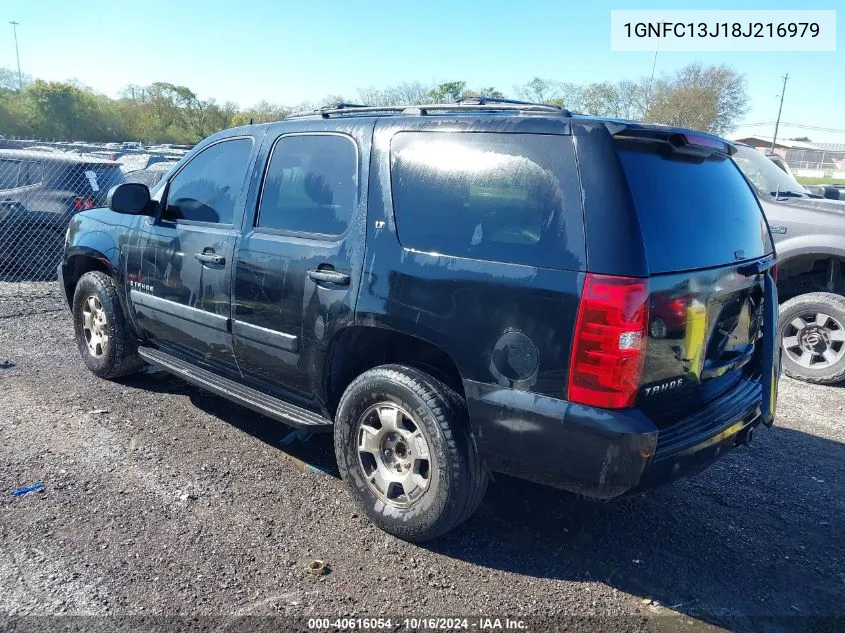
[
  {"x1": 779, "y1": 292, "x2": 845, "y2": 385},
  {"x1": 72, "y1": 271, "x2": 144, "y2": 379},
  {"x1": 334, "y1": 364, "x2": 488, "y2": 542}
]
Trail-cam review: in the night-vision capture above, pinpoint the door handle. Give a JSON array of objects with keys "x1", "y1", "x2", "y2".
[
  {"x1": 195, "y1": 252, "x2": 225, "y2": 265},
  {"x1": 308, "y1": 268, "x2": 350, "y2": 286}
]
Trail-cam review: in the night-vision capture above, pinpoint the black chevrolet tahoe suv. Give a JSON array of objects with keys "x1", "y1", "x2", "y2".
[{"x1": 59, "y1": 100, "x2": 779, "y2": 541}]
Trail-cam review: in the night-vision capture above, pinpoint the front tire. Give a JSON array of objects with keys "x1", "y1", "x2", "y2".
[
  {"x1": 779, "y1": 292, "x2": 845, "y2": 385},
  {"x1": 72, "y1": 271, "x2": 144, "y2": 379},
  {"x1": 334, "y1": 364, "x2": 488, "y2": 542}
]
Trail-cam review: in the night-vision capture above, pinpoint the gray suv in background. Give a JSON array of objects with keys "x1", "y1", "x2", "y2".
[
  {"x1": 0, "y1": 149, "x2": 125, "y2": 279},
  {"x1": 733, "y1": 144, "x2": 845, "y2": 384}
]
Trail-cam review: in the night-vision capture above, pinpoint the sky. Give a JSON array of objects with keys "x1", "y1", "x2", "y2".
[{"x1": 2, "y1": 0, "x2": 843, "y2": 142}]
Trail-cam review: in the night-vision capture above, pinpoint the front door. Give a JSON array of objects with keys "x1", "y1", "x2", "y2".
[
  {"x1": 128, "y1": 136, "x2": 258, "y2": 371},
  {"x1": 232, "y1": 127, "x2": 369, "y2": 410}
]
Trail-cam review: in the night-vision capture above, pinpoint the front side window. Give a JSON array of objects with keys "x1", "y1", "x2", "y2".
[
  {"x1": 164, "y1": 138, "x2": 253, "y2": 224},
  {"x1": 0, "y1": 160, "x2": 21, "y2": 189},
  {"x1": 257, "y1": 134, "x2": 357, "y2": 235},
  {"x1": 390, "y1": 132, "x2": 582, "y2": 269}
]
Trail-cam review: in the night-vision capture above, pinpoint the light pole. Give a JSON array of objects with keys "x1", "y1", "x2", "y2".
[{"x1": 9, "y1": 21, "x2": 22, "y2": 92}]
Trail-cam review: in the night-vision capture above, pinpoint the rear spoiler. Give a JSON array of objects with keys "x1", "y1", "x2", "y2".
[{"x1": 605, "y1": 122, "x2": 736, "y2": 157}]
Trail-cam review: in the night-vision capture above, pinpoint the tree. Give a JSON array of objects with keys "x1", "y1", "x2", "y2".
[
  {"x1": 427, "y1": 81, "x2": 467, "y2": 103},
  {"x1": 0, "y1": 65, "x2": 750, "y2": 143},
  {"x1": 0, "y1": 67, "x2": 32, "y2": 91},
  {"x1": 517, "y1": 78, "x2": 561, "y2": 104},
  {"x1": 478, "y1": 87, "x2": 506, "y2": 99},
  {"x1": 644, "y1": 63, "x2": 748, "y2": 135},
  {"x1": 18, "y1": 80, "x2": 121, "y2": 141},
  {"x1": 382, "y1": 81, "x2": 432, "y2": 106}
]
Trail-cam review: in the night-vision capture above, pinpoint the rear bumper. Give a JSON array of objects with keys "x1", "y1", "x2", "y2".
[{"x1": 464, "y1": 378, "x2": 764, "y2": 499}]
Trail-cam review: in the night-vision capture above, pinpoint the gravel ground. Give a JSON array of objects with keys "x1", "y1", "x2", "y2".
[{"x1": 1, "y1": 282, "x2": 844, "y2": 633}]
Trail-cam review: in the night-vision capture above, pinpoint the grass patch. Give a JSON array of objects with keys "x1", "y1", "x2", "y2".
[{"x1": 796, "y1": 176, "x2": 845, "y2": 186}]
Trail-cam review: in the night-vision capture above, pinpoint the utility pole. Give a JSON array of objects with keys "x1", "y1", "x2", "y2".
[
  {"x1": 647, "y1": 39, "x2": 660, "y2": 109},
  {"x1": 9, "y1": 21, "x2": 22, "y2": 92},
  {"x1": 770, "y1": 73, "x2": 789, "y2": 152}
]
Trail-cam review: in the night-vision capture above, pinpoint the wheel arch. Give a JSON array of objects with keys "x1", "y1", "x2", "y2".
[
  {"x1": 63, "y1": 248, "x2": 116, "y2": 307},
  {"x1": 322, "y1": 325, "x2": 466, "y2": 419}
]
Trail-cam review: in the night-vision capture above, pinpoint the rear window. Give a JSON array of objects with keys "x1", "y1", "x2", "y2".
[
  {"x1": 66, "y1": 164, "x2": 125, "y2": 198},
  {"x1": 390, "y1": 132, "x2": 584, "y2": 270},
  {"x1": 616, "y1": 142, "x2": 773, "y2": 273}
]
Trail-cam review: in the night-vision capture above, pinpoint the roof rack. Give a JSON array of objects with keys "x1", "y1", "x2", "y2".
[{"x1": 286, "y1": 99, "x2": 572, "y2": 119}]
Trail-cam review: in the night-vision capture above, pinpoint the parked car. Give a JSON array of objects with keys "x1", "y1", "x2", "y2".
[
  {"x1": 123, "y1": 161, "x2": 178, "y2": 188},
  {"x1": 733, "y1": 143, "x2": 845, "y2": 384},
  {"x1": 59, "y1": 101, "x2": 779, "y2": 540},
  {"x1": 117, "y1": 153, "x2": 178, "y2": 174},
  {"x1": 0, "y1": 149, "x2": 125, "y2": 278},
  {"x1": 23, "y1": 145, "x2": 65, "y2": 154},
  {"x1": 122, "y1": 141, "x2": 144, "y2": 150}
]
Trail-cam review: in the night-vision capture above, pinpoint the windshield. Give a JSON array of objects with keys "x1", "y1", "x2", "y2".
[{"x1": 732, "y1": 145, "x2": 809, "y2": 198}]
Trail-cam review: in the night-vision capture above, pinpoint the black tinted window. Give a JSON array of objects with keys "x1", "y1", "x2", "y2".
[
  {"x1": 258, "y1": 134, "x2": 357, "y2": 235},
  {"x1": 616, "y1": 143, "x2": 772, "y2": 272},
  {"x1": 164, "y1": 138, "x2": 253, "y2": 224},
  {"x1": 390, "y1": 132, "x2": 583, "y2": 269},
  {"x1": 0, "y1": 160, "x2": 20, "y2": 188},
  {"x1": 65, "y1": 164, "x2": 126, "y2": 199}
]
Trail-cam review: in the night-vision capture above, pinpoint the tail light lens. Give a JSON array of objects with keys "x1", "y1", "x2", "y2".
[
  {"x1": 73, "y1": 197, "x2": 94, "y2": 210},
  {"x1": 568, "y1": 274, "x2": 649, "y2": 409},
  {"x1": 770, "y1": 264, "x2": 778, "y2": 283},
  {"x1": 669, "y1": 295, "x2": 691, "y2": 317}
]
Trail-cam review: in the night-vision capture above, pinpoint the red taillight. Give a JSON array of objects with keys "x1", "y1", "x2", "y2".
[
  {"x1": 568, "y1": 274, "x2": 649, "y2": 409},
  {"x1": 73, "y1": 197, "x2": 94, "y2": 210},
  {"x1": 770, "y1": 264, "x2": 778, "y2": 283},
  {"x1": 669, "y1": 296, "x2": 691, "y2": 317}
]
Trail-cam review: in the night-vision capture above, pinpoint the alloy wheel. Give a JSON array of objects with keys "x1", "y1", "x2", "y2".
[
  {"x1": 781, "y1": 311, "x2": 845, "y2": 369},
  {"x1": 356, "y1": 402, "x2": 434, "y2": 507},
  {"x1": 81, "y1": 295, "x2": 109, "y2": 358}
]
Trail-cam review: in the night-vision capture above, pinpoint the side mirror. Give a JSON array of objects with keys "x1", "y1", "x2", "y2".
[
  {"x1": 822, "y1": 185, "x2": 841, "y2": 201},
  {"x1": 108, "y1": 183, "x2": 153, "y2": 215}
]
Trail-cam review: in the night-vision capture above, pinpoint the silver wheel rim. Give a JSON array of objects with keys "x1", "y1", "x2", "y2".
[
  {"x1": 782, "y1": 311, "x2": 845, "y2": 369},
  {"x1": 81, "y1": 295, "x2": 109, "y2": 358},
  {"x1": 356, "y1": 402, "x2": 434, "y2": 508}
]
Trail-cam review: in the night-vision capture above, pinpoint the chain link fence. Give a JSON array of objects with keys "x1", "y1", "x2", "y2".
[{"x1": 0, "y1": 141, "x2": 182, "y2": 284}]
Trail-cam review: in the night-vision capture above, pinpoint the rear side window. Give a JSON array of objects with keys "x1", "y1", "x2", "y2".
[
  {"x1": 257, "y1": 134, "x2": 358, "y2": 236},
  {"x1": 65, "y1": 164, "x2": 125, "y2": 198},
  {"x1": 22, "y1": 161, "x2": 43, "y2": 186},
  {"x1": 616, "y1": 143, "x2": 773, "y2": 273},
  {"x1": 390, "y1": 132, "x2": 583, "y2": 269},
  {"x1": 164, "y1": 138, "x2": 253, "y2": 224}
]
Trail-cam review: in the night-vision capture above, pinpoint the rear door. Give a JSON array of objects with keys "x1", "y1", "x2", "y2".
[
  {"x1": 611, "y1": 134, "x2": 776, "y2": 426},
  {"x1": 127, "y1": 135, "x2": 258, "y2": 371},
  {"x1": 231, "y1": 123, "x2": 371, "y2": 411}
]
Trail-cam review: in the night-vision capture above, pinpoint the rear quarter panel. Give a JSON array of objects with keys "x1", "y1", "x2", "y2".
[{"x1": 357, "y1": 118, "x2": 586, "y2": 397}]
